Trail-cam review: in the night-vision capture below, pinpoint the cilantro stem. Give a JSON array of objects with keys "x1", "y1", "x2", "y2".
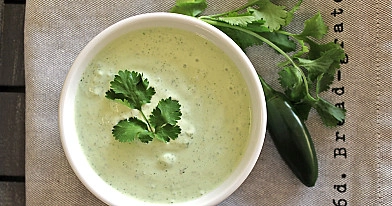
[
  {"x1": 275, "y1": 30, "x2": 294, "y2": 37},
  {"x1": 200, "y1": 18, "x2": 316, "y2": 102},
  {"x1": 139, "y1": 109, "x2": 154, "y2": 132},
  {"x1": 257, "y1": 75, "x2": 275, "y2": 99}
]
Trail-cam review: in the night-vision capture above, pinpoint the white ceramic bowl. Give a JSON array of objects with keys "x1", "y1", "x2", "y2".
[{"x1": 59, "y1": 12, "x2": 267, "y2": 206}]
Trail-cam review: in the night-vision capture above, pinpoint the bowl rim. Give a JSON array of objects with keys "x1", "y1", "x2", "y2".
[{"x1": 59, "y1": 12, "x2": 267, "y2": 206}]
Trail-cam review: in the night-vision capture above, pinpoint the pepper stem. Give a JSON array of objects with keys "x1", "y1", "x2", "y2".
[{"x1": 258, "y1": 75, "x2": 276, "y2": 100}]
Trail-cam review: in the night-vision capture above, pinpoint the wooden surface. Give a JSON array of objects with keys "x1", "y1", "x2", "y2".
[{"x1": 0, "y1": 0, "x2": 26, "y2": 205}]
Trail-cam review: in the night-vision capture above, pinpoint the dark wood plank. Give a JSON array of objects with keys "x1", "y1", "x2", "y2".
[
  {"x1": 0, "y1": 182, "x2": 25, "y2": 206},
  {"x1": 4, "y1": 0, "x2": 26, "y2": 4},
  {"x1": 0, "y1": 2, "x2": 4, "y2": 44},
  {"x1": 0, "y1": 3, "x2": 25, "y2": 86},
  {"x1": 0, "y1": 92, "x2": 25, "y2": 176},
  {"x1": 0, "y1": 2, "x2": 3, "y2": 28},
  {"x1": 0, "y1": 1, "x2": 26, "y2": 205}
]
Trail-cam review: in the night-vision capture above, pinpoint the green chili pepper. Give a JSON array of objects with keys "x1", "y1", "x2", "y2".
[{"x1": 259, "y1": 75, "x2": 318, "y2": 187}]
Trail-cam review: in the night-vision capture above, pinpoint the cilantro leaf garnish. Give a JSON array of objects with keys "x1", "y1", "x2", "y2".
[
  {"x1": 248, "y1": 0, "x2": 287, "y2": 31},
  {"x1": 278, "y1": 66, "x2": 305, "y2": 102},
  {"x1": 299, "y1": 13, "x2": 328, "y2": 40},
  {"x1": 217, "y1": 13, "x2": 257, "y2": 26},
  {"x1": 112, "y1": 118, "x2": 153, "y2": 143},
  {"x1": 169, "y1": 0, "x2": 207, "y2": 17},
  {"x1": 170, "y1": 0, "x2": 346, "y2": 126},
  {"x1": 106, "y1": 70, "x2": 182, "y2": 143},
  {"x1": 149, "y1": 97, "x2": 182, "y2": 142},
  {"x1": 150, "y1": 97, "x2": 182, "y2": 127},
  {"x1": 105, "y1": 70, "x2": 155, "y2": 110},
  {"x1": 314, "y1": 98, "x2": 346, "y2": 127}
]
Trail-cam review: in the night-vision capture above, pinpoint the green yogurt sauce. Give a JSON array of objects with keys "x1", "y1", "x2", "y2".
[{"x1": 75, "y1": 27, "x2": 252, "y2": 204}]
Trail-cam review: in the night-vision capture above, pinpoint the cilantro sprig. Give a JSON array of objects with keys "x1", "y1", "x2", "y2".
[
  {"x1": 170, "y1": 0, "x2": 346, "y2": 126},
  {"x1": 105, "y1": 70, "x2": 182, "y2": 143}
]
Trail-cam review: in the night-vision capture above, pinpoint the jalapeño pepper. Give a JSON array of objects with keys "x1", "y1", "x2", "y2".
[{"x1": 259, "y1": 75, "x2": 318, "y2": 187}]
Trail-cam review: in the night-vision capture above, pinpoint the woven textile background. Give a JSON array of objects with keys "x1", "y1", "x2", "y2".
[{"x1": 25, "y1": 0, "x2": 392, "y2": 205}]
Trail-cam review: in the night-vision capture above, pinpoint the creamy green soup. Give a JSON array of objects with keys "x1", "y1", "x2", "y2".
[{"x1": 75, "y1": 27, "x2": 252, "y2": 204}]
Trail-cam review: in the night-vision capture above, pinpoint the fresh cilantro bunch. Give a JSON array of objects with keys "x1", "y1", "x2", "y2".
[
  {"x1": 170, "y1": 0, "x2": 346, "y2": 126},
  {"x1": 105, "y1": 70, "x2": 182, "y2": 143}
]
